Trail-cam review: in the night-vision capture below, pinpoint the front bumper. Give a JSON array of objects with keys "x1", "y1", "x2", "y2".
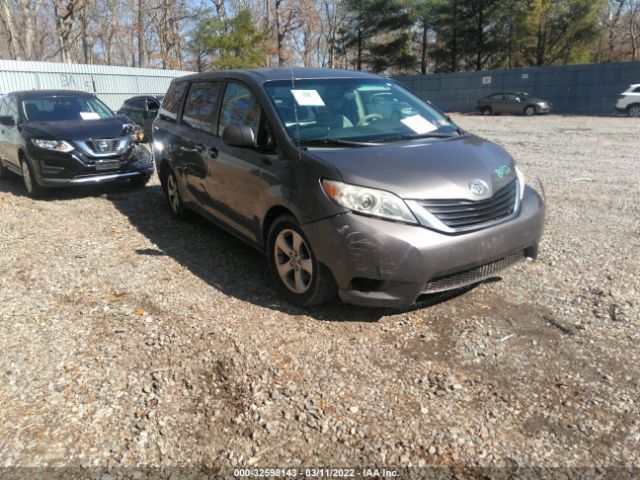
[
  {"x1": 303, "y1": 186, "x2": 545, "y2": 308},
  {"x1": 30, "y1": 144, "x2": 153, "y2": 188}
]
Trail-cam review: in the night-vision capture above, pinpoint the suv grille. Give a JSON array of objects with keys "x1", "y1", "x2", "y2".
[
  {"x1": 86, "y1": 139, "x2": 121, "y2": 154},
  {"x1": 422, "y1": 251, "x2": 525, "y2": 294},
  {"x1": 419, "y1": 180, "x2": 517, "y2": 229}
]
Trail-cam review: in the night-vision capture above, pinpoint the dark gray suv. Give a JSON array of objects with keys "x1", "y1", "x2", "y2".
[{"x1": 153, "y1": 69, "x2": 545, "y2": 308}]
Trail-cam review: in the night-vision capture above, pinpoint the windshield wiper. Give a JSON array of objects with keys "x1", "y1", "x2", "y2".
[
  {"x1": 293, "y1": 138, "x2": 377, "y2": 147},
  {"x1": 372, "y1": 131, "x2": 461, "y2": 143}
]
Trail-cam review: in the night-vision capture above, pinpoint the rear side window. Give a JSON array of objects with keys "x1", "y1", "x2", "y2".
[
  {"x1": 182, "y1": 81, "x2": 221, "y2": 133},
  {"x1": 128, "y1": 98, "x2": 146, "y2": 109},
  {"x1": 634, "y1": 87, "x2": 640, "y2": 93},
  {"x1": 159, "y1": 81, "x2": 187, "y2": 121},
  {"x1": 218, "y1": 83, "x2": 261, "y2": 139}
]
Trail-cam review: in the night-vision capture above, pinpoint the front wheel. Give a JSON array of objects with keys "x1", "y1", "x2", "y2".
[
  {"x1": 20, "y1": 157, "x2": 45, "y2": 198},
  {"x1": 267, "y1": 216, "x2": 337, "y2": 307},
  {"x1": 480, "y1": 106, "x2": 492, "y2": 116},
  {"x1": 524, "y1": 105, "x2": 536, "y2": 116}
]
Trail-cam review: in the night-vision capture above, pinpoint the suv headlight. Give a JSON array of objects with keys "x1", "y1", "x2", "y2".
[
  {"x1": 321, "y1": 179, "x2": 417, "y2": 224},
  {"x1": 31, "y1": 139, "x2": 74, "y2": 153},
  {"x1": 515, "y1": 166, "x2": 526, "y2": 200}
]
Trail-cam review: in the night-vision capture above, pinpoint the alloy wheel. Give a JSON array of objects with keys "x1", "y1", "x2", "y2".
[
  {"x1": 274, "y1": 229, "x2": 314, "y2": 294},
  {"x1": 166, "y1": 173, "x2": 180, "y2": 213},
  {"x1": 629, "y1": 106, "x2": 640, "y2": 118},
  {"x1": 525, "y1": 106, "x2": 535, "y2": 116},
  {"x1": 21, "y1": 161, "x2": 33, "y2": 193}
]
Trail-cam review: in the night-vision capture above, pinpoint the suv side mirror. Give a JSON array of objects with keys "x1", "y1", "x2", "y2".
[
  {"x1": 222, "y1": 124, "x2": 255, "y2": 148},
  {"x1": 0, "y1": 115, "x2": 15, "y2": 126}
]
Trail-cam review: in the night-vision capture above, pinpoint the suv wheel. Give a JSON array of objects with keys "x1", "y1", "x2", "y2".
[
  {"x1": 480, "y1": 106, "x2": 492, "y2": 115},
  {"x1": 164, "y1": 168, "x2": 190, "y2": 219},
  {"x1": 629, "y1": 105, "x2": 640, "y2": 118},
  {"x1": 267, "y1": 215, "x2": 337, "y2": 307},
  {"x1": 20, "y1": 157, "x2": 44, "y2": 197},
  {"x1": 524, "y1": 105, "x2": 536, "y2": 116}
]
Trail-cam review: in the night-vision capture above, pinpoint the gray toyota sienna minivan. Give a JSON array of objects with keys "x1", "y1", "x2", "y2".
[{"x1": 153, "y1": 69, "x2": 545, "y2": 308}]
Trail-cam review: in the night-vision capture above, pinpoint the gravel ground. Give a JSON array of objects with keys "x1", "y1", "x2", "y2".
[{"x1": 0, "y1": 114, "x2": 639, "y2": 477}]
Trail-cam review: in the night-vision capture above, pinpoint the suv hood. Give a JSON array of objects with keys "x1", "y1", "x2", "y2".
[
  {"x1": 309, "y1": 135, "x2": 517, "y2": 200},
  {"x1": 22, "y1": 115, "x2": 134, "y2": 140}
]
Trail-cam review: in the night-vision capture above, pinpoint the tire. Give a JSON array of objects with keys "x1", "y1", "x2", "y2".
[
  {"x1": 130, "y1": 174, "x2": 152, "y2": 188},
  {"x1": 524, "y1": 105, "x2": 536, "y2": 116},
  {"x1": 628, "y1": 104, "x2": 640, "y2": 118},
  {"x1": 164, "y1": 167, "x2": 190, "y2": 220},
  {"x1": 267, "y1": 215, "x2": 337, "y2": 307},
  {"x1": 20, "y1": 157, "x2": 45, "y2": 198},
  {"x1": 480, "y1": 106, "x2": 492, "y2": 116}
]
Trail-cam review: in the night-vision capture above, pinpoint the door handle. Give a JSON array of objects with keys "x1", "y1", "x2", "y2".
[{"x1": 180, "y1": 143, "x2": 205, "y2": 153}]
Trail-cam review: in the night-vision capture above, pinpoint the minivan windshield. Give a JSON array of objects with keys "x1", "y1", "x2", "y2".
[
  {"x1": 21, "y1": 96, "x2": 113, "y2": 123},
  {"x1": 264, "y1": 78, "x2": 459, "y2": 145}
]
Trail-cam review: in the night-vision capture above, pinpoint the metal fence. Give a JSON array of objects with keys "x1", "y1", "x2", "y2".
[
  {"x1": 0, "y1": 60, "x2": 193, "y2": 110},
  {"x1": 395, "y1": 61, "x2": 640, "y2": 114}
]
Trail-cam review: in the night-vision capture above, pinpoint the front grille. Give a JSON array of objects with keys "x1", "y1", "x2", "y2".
[
  {"x1": 422, "y1": 251, "x2": 525, "y2": 294},
  {"x1": 420, "y1": 180, "x2": 517, "y2": 229},
  {"x1": 85, "y1": 139, "x2": 121, "y2": 154}
]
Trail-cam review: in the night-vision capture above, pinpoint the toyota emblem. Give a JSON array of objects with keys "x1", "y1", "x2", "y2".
[{"x1": 469, "y1": 179, "x2": 489, "y2": 196}]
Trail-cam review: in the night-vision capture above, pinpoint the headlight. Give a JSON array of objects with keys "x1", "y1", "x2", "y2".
[
  {"x1": 515, "y1": 166, "x2": 526, "y2": 200},
  {"x1": 321, "y1": 179, "x2": 417, "y2": 224},
  {"x1": 31, "y1": 139, "x2": 74, "y2": 153}
]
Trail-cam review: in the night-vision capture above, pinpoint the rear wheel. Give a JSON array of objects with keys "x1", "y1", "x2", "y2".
[
  {"x1": 164, "y1": 167, "x2": 190, "y2": 219},
  {"x1": 267, "y1": 215, "x2": 336, "y2": 307},
  {"x1": 524, "y1": 105, "x2": 536, "y2": 116},
  {"x1": 480, "y1": 106, "x2": 492, "y2": 115},
  {"x1": 628, "y1": 104, "x2": 640, "y2": 118},
  {"x1": 20, "y1": 157, "x2": 45, "y2": 198}
]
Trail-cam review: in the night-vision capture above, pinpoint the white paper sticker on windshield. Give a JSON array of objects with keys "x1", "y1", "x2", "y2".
[
  {"x1": 291, "y1": 90, "x2": 325, "y2": 106},
  {"x1": 401, "y1": 115, "x2": 437, "y2": 134},
  {"x1": 80, "y1": 112, "x2": 100, "y2": 120}
]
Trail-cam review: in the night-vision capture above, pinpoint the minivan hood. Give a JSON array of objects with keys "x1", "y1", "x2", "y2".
[
  {"x1": 309, "y1": 135, "x2": 517, "y2": 200},
  {"x1": 22, "y1": 115, "x2": 133, "y2": 140}
]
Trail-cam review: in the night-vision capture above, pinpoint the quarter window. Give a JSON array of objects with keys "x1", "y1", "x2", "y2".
[
  {"x1": 634, "y1": 87, "x2": 640, "y2": 93},
  {"x1": 182, "y1": 81, "x2": 221, "y2": 133},
  {"x1": 218, "y1": 83, "x2": 261, "y2": 140},
  {"x1": 159, "y1": 81, "x2": 187, "y2": 121}
]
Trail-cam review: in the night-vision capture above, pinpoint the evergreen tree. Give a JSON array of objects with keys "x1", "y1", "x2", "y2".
[
  {"x1": 340, "y1": 0, "x2": 417, "y2": 72},
  {"x1": 190, "y1": 9, "x2": 268, "y2": 71}
]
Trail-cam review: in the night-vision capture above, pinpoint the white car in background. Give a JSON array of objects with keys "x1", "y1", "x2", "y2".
[{"x1": 616, "y1": 84, "x2": 640, "y2": 117}]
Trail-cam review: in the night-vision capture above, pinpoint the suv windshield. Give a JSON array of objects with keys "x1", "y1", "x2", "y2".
[
  {"x1": 264, "y1": 78, "x2": 459, "y2": 144},
  {"x1": 21, "y1": 96, "x2": 113, "y2": 123}
]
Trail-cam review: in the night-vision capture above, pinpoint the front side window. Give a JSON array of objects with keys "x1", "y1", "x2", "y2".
[
  {"x1": 182, "y1": 81, "x2": 221, "y2": 133},
  {"x1": 21, "y1": 96, "x2": 112, "y2": 123},
  {"x1": 218, "y1": 83, "x2": 261, "y2": 140},
  {"x1": 264, "y1": 78, "x2": 458, "y2": 144},
  {"x1": 159, "y1": 81, "x2": 187, "y2": 121}
]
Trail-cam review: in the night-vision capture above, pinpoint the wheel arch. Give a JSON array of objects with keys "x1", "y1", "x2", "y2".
[{"x1": 262, "y1": 205, "x2": 297, "y2": 247}]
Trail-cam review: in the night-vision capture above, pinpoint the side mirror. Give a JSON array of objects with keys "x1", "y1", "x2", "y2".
[
  {"x1": 222, "y1": 124, "x2": 255, "y2": 148},
  {"x1": 0, "y1": 115, "x2": 15, "y2": 126}
]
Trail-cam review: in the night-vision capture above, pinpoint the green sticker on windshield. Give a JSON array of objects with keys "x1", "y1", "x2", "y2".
[{"x1": 495, "y1": 166, "x2": 511, "y2": 178}]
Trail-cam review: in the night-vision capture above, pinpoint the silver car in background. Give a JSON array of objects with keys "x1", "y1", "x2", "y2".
[{"x1": 477, "y1": 92, "x2": 552, "y2": 116}]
